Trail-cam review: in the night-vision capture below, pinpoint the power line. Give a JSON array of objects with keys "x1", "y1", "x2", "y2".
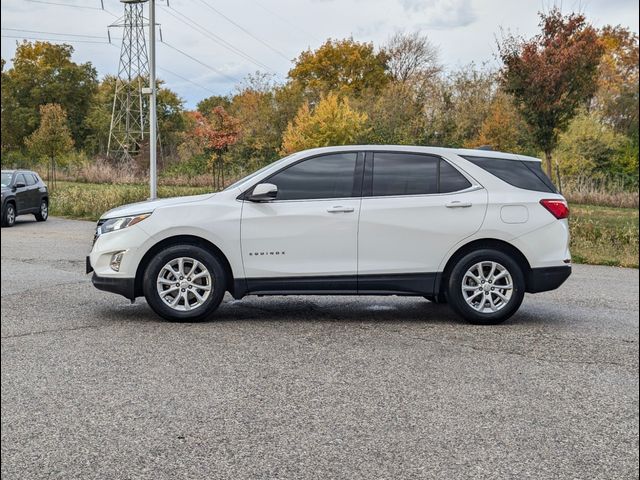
[
  {"x1": 1, "y1": 34, "x2": 110, "y2": 44},
  {"x1": 1, "y1": 33, "x2": 224, "y2": 96},
  {"x1": 195, "y1": 0, "x2": 291, "y2": 61},
  {"x1": 249, "y1": 0, "x2": 322, "y2": 45},
  {"x1": 1, "y1": 27, "x2": 106, "y2": 39},
  {"x1": 159, "y1": 4, "x2": 274, "y2": 73},
  {"x1": 161, "y1": 40, "x2": 240, "y2": 85},
  {"x1": 24, "y1": 0, "x2": 118, "y2": 17},
  {"x1": 157, "y1": 66, "x2": 218, "y2": 95}
]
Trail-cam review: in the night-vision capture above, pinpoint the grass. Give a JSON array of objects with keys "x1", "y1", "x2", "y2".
[
  {"x1": 50, "y1": 182, "x2": 212, "y2": 221},
  {"x1": 570, "y1": 204, "x2": 639, "y2": 268},
  {"x1": 49, "y1": 182, "x2": 639, "y2": 269}
]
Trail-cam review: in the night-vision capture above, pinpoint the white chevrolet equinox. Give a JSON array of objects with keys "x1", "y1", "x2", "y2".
[{"x1": 87, "y1": 146, "x2": 572, "y2": 324}]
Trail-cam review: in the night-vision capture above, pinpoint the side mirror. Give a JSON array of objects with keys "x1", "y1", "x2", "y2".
[
  {"x1": 249, "y1": 183, "x2": 278, "y2": 202},
  {"x1": 14, "y1": 182, "x2": 26, "y2": 189}
]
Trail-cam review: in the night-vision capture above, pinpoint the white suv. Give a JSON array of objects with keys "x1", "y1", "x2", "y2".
[{"x1": 87, "y1": 146, "x2": 571, "y2": 324}]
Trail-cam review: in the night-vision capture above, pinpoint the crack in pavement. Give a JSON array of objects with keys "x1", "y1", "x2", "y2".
[
  {"x1": 1, "y1": 323, "x2": 103, "y2": 340},
  {"x1": 387, "y1": 330, "x2": 636, "y2": 369}
]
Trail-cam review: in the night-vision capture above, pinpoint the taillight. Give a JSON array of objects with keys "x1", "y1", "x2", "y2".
[{"x1": 540, "y1": 199, "x2": 569, "y2": 219}]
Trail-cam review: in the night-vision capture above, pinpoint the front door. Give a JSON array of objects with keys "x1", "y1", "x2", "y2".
[
  {"x1": 13, "y1": 173, "x2": 31, "y2": 213},
  {"x1": 241, "y1": 152, "x2": 362, "y2": 292},
  {"x1": 357, "y1": 152, "x2": 488, "y2": 293}
]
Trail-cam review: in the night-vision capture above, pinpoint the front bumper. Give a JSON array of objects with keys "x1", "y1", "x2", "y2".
[
  {"x1": 526, "y1": 266, "x2": 571, "y2": 293},
  {"x1": 91, "y1": 273, "x2": 136, "y2": 301}
]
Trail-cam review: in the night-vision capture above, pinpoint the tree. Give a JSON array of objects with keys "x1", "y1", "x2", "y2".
[
  {"x1": 357, "y1": 81, "x2": 426, "y2": 145},
  {"x1": 1, "y1": 41, "x2": 97, "y2": 151},
  {"x1": 154, "y1": 84, "x2": 186, "y2": 162},
  {"x1": 383, "y1": 31, "x2": 441, "y2": 84},
  {"x1": 84, "y1": 76, "x2": 117, "y2": 157},
  {"x1": 422, "y1": 66, "x2": 496, "y2": 147},
  {"x1": 188, "y1": 107, "x2": 241, "y2": 189},
  {"x1": 227, "y1": 78, "x2": 282, "y2": 172},
  {"x1": 555, "y1": 110, "x2": 636, "y2": 179},
  {"x1": 197, "y1": 95, "x2": 231, "y2": 115},
  {"x1": 281, "y1": 93, "x2": 368, "y2": 154},
  {"x1": 25, "y1": 103, "x2": 74, "y2": 189},
  {"x1": 593, "y1": 26, "x2": 639, "y2": 141},
  {"x1": 288, "y1": 38, "x2": 389, "y2": 100},
  {"x1": 465, "y1": 92, "x2": 536, "y2": 154},
  {"x1": 498, "y1": 8, "x2": 604, "y2": 176}
]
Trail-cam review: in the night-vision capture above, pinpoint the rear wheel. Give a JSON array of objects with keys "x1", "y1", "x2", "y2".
[
  {"x1": 447, "y1": 249, "x2": 525, "y2": 324},
  {"x1": 143, "y1": 245, "x2": 227, "y2": 322},
  {"x1": 35, "y1": 199, "x2": 48, "y2": 222},
  {"x1": 2, "y1": 202, "x2": 16, "y2": 227}
]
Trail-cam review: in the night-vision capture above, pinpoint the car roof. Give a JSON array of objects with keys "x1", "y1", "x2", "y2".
[
  {"x1": 1, "y1": 169, "x2": 37, "y2": 174},
  {"x1": 288, "y1": 145, "x2": 542, "y2": 162}
]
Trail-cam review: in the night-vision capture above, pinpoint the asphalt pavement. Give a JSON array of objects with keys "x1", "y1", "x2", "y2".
[{"x1": 1, "y1": 216, "x2": 638, "y2": 479}]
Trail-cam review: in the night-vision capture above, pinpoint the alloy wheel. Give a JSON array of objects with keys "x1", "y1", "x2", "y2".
[
  {"x1": 461, "y1": 261, "x2": 513, "y2": 313},
  {"x1": 156, "y1": 257, "x2": 213, "y2": 311}
]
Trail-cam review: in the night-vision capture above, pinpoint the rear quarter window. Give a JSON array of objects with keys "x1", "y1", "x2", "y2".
[{"x1": 461, "y1": 156, "x2": 557, "y2": 193}]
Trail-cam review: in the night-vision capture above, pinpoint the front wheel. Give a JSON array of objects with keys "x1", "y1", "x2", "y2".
[
  {"x1": 143, "y1": 245, "x2": 227, "y2": 322},
  {"x1": 2, "y1": 203, "x2": 16, "y2": 227},
  {"x1": 35, "y1": 199, "x2": 48, "y2": 221},
  {"x1": 447, "y1": 249, "x2": 525, "y2": 325}
]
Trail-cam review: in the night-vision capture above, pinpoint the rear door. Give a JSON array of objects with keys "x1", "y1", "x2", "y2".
[
  {"x1": 357, "y1": 152, "x2": 488, "y2": 290},
  {"x1": 240, "y1": 152, "x2": 363, "y2": 290},
  {"x1": 24, "y1": 173, "x2": 40, "y2": 210}
]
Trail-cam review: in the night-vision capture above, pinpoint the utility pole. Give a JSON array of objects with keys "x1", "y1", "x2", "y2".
[{"x1": 148, "y1": 0, "x2": 157, "y2": 199}]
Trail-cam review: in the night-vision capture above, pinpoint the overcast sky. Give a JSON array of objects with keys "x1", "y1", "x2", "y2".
[{"x1": 1, "y1": 0, "x2": 638, "y2": 108}]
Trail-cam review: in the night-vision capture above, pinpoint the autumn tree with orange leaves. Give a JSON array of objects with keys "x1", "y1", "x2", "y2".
[{"x1": 187, "y1": 106, "x2": 240, "y2": 189}]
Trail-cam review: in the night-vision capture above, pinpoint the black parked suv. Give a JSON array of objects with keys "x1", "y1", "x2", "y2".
[{"x1": 1, "y1": 170, "x2": 49, "y2": 227}]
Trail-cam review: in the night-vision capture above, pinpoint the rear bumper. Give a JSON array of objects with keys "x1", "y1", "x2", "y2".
[
  {"x1": 91, "y1": 273, "x2": 136, "y2": 301},
  {"x1": 526, "y1": 266, "x2": 571, "y2": 293}
]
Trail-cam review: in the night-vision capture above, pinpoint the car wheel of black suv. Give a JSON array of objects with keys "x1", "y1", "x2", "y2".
[
  {"x1": 2, "y1": 203, "x2": 16, "y2": 227},
  {"x1": 35, "y1": 199, "x2": 48, "y2": 222},
  {"x1": 447, "y1": 249, "x2": 525, "y2": 325},
  {"x1": 143, "y1": 244, "x2": 227, "y2": 322}
]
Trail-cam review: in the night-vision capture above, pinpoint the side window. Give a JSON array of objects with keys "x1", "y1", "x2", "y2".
[
  {"x1": 439, "y1": 160, "x2": 472, "y2": 193},
  {"x1": 31, "y1": 174, "x2": 40, "y2": 185},
  {"x1": 24, "y1": 174, "x2": 36, "y2": 186},
  {"x1": 267, "y1": 153, "x2": 358, "y2": 200},
  {"x1": 462, "y1": 156, "x2": 557, "y2": 193},
  {"x1": 15, "y1": 174, "x2": 28, "y2": 186},
  {"x1": 372, "y1": 153, "x2": 438, "y2": 196}
]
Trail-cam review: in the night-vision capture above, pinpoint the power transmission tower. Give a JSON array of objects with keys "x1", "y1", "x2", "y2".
[{"x1": 108, "y1": 0, "x2": 150, "y2": 163}]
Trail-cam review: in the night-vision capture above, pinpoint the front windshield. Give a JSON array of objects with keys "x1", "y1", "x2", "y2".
[
  {"x1": 1, "y1": 173, "x2": 12, "y2": 188},
  {"x1": 223, "y1": 154, "x2": 295, "y2": 192}
]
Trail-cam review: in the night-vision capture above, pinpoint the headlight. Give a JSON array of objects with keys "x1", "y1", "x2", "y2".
[{"x1": 96, "y1": 213, "x2": 151, "y2": 237}]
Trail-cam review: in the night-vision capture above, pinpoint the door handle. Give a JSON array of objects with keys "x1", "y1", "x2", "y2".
[
  {"x1": 445, "y1": 201, "x2": 472, "y2": 208},
  {"x1": 327, "y1": 206, "x2": 355, "y2": 213}
]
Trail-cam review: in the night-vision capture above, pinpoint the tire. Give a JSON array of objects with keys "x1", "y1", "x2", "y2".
[
  {"x1": 35, "y1": 199, "x2": 49, "y2": 222},
  {"x1": 447, "y1": 249, "x2": 525, "y2": 325},
  {"x1": 143, "y1": 244, "x2": 227, "y2": 322},
  {"x1": 2, "y1": 202, "x2": 16, "y2": 228}
]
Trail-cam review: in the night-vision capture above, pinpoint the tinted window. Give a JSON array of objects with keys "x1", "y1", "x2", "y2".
[
  {"x1": 1, "y1": 173, "x2": 13, "y2": 187},
  {"x1": 373, "y1": 153, "x2": 438, "y2": 196},
  {"x1": 15, "y1": 174, "x2": 28, "y2": 186},
  {"x1": 267, "y1": 153, "x2": 357, "y2": 200},
  {"x1": 440, "y1": 160, "x2": 472, "y2": 192},
  {"x1": 462, "y1": 156, "x2": 557, "y2": 193}
]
